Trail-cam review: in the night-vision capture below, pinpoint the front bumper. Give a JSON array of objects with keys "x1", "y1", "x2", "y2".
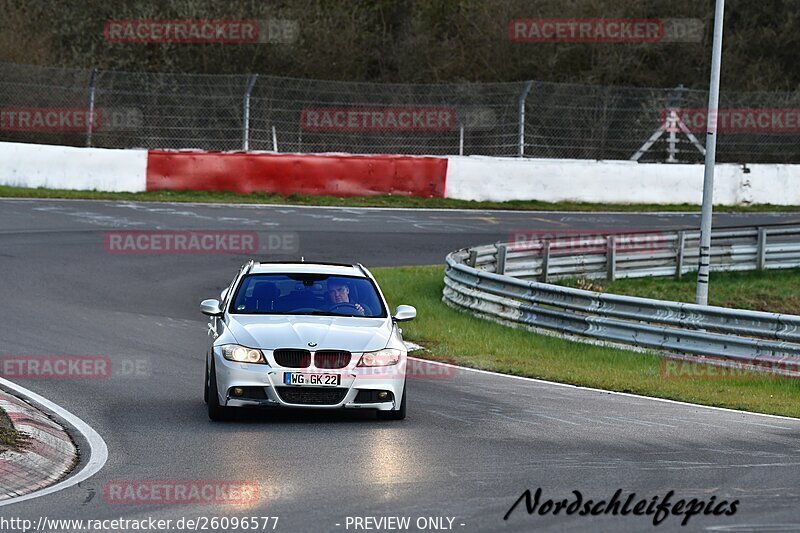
[{"x1": 214, "y1": 352, "x2": 405, "y2": 411}]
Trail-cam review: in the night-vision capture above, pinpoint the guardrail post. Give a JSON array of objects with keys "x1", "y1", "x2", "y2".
[
  {"x1": 541, "y1": 241, "x2": 550, "y2": 282},
  {"x1": 607, "y1": 236, "x2": 616, "y2": 281},
  {"x1": 496, "y1": 244, "x2": 507, "y2": 275},
  {"x1": 676, "y1": 231, "x2": 686, "y2": 279},
  {"x1": 467, "y1": 249, "x2": 477, "y2": 267},
  {"x1": 757, "y1": 227, "x2": 767, "y2": 270},
  {"x1": 242, "y1": 74, "x2": 258, "y2": 151}
]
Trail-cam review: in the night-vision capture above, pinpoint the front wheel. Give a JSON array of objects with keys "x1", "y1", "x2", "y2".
[
  {"x1": 377, "y1": 383, "x2": 406, "y2": 421},
  {"x1": 207, "y1": 359, "x2": 234, "y2": 421}
]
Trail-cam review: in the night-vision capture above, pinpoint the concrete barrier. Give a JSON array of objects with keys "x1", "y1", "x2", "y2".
[
  {"x1": 0, "y1": 141, "x2": 147, "y2": 192},
  {"x1": 443, "y1": 156, "x2": 800, "y2": 205},
  {"x1": 1, "y1": 141, "x2": 798, "y2": 205}
]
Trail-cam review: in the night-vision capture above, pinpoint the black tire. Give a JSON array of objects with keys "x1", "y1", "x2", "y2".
[
  {"x1": 377, "y1": 384, "x2": 406, "y2": 421},
  {"x1": 207, "y1": 359, "x2": 234, "y2": 421}
]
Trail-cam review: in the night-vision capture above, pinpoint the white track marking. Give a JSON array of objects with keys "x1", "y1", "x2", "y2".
[
  {"x1": 0, "y1": 377, "x2": 108, "y2": 507},
  {"x1": 0, "y1": 196, "x2": 711, "y2": 215},
  {"x1": 409, "y1": 357, "x2": 800, "y2": 422}
]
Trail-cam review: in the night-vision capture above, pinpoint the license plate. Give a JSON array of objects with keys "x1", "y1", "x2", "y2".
[{"x1": 283, "y1": 372, "x2": 341, "y2": 387}]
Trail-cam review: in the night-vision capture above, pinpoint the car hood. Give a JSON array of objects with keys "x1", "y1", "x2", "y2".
[{"x1": 226, "y1": 314, "x2": 392, "y2": 353}]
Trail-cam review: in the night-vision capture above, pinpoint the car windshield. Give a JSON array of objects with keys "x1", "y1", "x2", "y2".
[{"x1": 230, "y1": 273, "x2": 387, "y2": 317}]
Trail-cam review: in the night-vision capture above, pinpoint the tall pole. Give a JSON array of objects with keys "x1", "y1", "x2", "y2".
[
  {"x1": 242, "y1": 74, "x2": 258, "y2": 151},
  {"x1": 695, "y1": 0, "x2": 725, "y2": 305},
  {"x1": 518, "y1": 81, "x2": 533, "y2": 157},
  {"x1": 86, "y1": 68, "x2": 98, "y2": 147}
]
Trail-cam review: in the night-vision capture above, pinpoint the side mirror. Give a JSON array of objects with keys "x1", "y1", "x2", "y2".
[
  {"x1": 200, "y1": 299, "x2": 223, "y2": 316},
  {"x1": 393, "y1": 305, "x2": 416, "y2": 322}
]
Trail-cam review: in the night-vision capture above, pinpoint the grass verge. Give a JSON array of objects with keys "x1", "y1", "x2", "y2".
[
  {"x1": 559, "y1": 268, "x2": 800, "y2": 314},
  {"x1": 2, "y1": 185, "x2": 799, "y2": 212},
  {"x1": 372, "y1": 265, "x2": 800, "y2": 418}
]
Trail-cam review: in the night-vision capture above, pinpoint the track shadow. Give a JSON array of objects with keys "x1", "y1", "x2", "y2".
[{"x1": 211, "y1": 404, "x2": 393, "y2": 425}]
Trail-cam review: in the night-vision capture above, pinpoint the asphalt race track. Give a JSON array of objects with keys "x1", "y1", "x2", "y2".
[{"x1": 2, "y1": 198, "x2": 800, "y2": 532}]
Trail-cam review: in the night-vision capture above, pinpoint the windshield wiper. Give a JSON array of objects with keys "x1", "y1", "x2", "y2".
[{"x1": 303, "y1": 311, "x2": 368, "y2": 317}]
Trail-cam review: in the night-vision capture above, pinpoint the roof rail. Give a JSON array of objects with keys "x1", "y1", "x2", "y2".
[{"x1": 253, "y1": 260, "x2": 358, "y2": 268}]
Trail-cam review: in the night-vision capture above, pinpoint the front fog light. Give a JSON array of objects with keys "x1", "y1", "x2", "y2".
[
  {"x1": 357, "y1": 348, "x2": 402, "y2": 367},
  {"x1": 222, "y1": 345, "x2": 266, "y2": 364}
]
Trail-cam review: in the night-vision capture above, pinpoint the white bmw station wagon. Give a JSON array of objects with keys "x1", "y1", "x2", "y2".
[{"x1": 201, "y1": 261, "x2": 416, "y2": 421}]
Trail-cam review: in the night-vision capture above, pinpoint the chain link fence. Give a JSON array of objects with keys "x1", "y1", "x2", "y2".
[{"x1": 1, "y1": 61, "x2": 799, "y2": 163}]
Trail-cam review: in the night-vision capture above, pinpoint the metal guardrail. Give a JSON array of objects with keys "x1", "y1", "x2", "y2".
[
  {"x1": 472, "y1": 225, "x2": 800, "y2": 282},
  {"x1": 444, "y1": 224, "x2": 800, "y2": 374}
]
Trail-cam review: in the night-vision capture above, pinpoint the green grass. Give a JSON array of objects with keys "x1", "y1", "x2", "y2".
[
  {"x1": 372, "y1": 265, "x2": 800, "y2": 418},
  {"x1": 2, "y1": 185, "x2": 799, "y2": 212},
  {"x1": 560, "y1": 268, "x2": 800, "y2": 314}
]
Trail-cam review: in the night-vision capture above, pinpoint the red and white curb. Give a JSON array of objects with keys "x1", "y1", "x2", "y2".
[
  {"x1": 0, "y1": 377, "x2": 108, "y2": 507},
  {"x1": 0, "y1": 389, "x2": 77, "y2": 499}
]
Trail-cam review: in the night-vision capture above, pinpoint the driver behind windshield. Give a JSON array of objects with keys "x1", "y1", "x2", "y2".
[{"x1": 326, "y1": 280, "x2": 366, "y2": 316}]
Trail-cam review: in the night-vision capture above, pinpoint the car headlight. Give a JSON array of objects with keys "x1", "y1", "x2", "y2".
[
  {"x1": 221, "y1": 345, "x2": 266, "y2": 364},
  {"x1": 357, "y1": 348, "x2": 402, "y2": 367}
]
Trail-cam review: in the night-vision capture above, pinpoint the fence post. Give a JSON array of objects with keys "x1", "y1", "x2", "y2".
[
  {"x1": 667, "y1": 110, "x2": 678, "y2": 162},
  {"x1": 86, "y1": 68, "x2": 98, "y2": 147},
  {"x1": 458, "y1": 123, "x2": 464, "y2": 155},
  {"x1": 757, "y1": 227, "x2": 767, "y2": 270},
  {"x1": 242, "y1": 74, "x2": 258, "y2": 151},
  {"x1": 541, "y1": 241, "x2": 550, "y2": 283},
  {"x1": 518, "y1": 81, "x2": 533, "y2": 157},
  {"x1": 272, "y1": 125, "x2": 278, "y2": 152},
  {"x1": 607, "y1": 235, "x2": 616, "y2": 281},
  {"x1": 496, "y1": 244, "x2": 507, "y2": 275},
  {"x1": 675, "y1": 231, "x2": 686, "y2": 279}
]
